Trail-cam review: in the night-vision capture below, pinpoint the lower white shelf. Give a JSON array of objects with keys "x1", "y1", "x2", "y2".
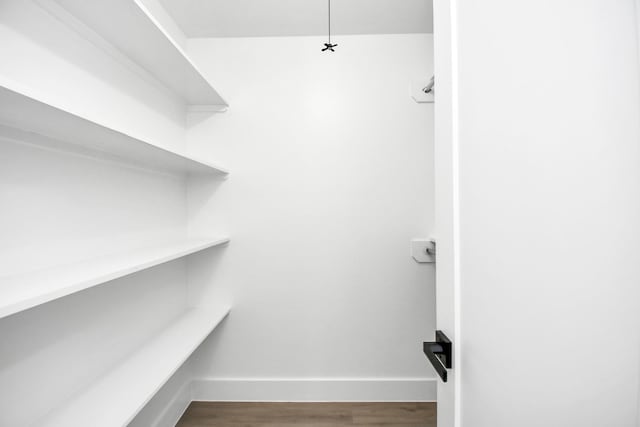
[
  {"x1": 40, "y1": 306, "x2": 231, "y2": 427},
  {"x1": 0, "y1": 237, "x2": 230, "y2": 319}
]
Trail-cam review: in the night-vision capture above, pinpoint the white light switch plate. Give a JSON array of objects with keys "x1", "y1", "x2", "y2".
[{"x1": 411, "y1": 238, "x2": 436, "y2": 263}]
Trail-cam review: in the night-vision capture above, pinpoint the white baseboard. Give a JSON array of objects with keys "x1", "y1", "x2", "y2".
[
  {"x1": 190, "y1": 378, "x2": 437, "y2": 402},
  {"x1": 151, "y1": 382, "x2": 192, "y2": 427}
]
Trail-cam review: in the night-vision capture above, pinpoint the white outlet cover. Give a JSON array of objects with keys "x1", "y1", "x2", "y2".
[{"x1": 411, "y1": 78, "x2": 435, "y2": 103}]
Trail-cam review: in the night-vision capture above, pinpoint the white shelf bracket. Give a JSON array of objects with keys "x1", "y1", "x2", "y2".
[
  {"x1": 411, "y1": 76, "x2": 435, "y2": 103},
  {"x1": 411, "y1": 238, "x2": 436, "y2": 263}
]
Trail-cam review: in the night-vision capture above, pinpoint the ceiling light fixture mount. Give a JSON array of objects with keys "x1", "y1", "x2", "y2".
[{"x1": 322, "y1": 0, "x2": 337, "y2": 52}]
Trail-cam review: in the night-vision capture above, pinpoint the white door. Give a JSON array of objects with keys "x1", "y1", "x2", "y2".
[
  {"x1": 433, "y1": 1, "x2": 640, "y2": 426},
  {"x1": 432, "y1": 0, "x2": 459, "y2": 426}
]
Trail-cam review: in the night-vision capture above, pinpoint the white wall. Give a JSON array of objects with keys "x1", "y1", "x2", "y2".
[
  {"x1": 451, "y1": 1, "x2": 640, "y2": 426},
  {"x1": 0, "y1": 1, "x2": 195, "y2": 425},
  {"x1": 184, "y1": 34, "x2": 437, "y2": 401}
]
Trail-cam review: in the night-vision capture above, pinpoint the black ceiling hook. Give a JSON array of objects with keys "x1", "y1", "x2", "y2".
[
  {"x1": 322, "y1": 0, "x2": 337, "y2": 52},
  {"x1": 322, "y1": 43, "x2": 338, "y2": 52}
]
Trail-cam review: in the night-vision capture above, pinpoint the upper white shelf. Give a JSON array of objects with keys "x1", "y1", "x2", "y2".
[
  {"x1": 40, "y1": 306, "x2": 231, "y2": 427},
  {"x1": 0, "y1": 237, "x2": 230, "y2": 319},
  {"x1": 37, "y1": 0, "x2": 227, "y2": 107},
  {"x1": 0, "y1": 82, "x2": 228, "y2": 175}
]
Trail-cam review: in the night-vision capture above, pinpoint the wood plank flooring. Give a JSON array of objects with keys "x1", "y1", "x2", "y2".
[{"x1": 176, "y1": 402, "x2": 436, "y2": 427}]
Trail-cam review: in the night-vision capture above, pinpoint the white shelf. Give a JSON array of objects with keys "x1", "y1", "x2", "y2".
[
  {"x1": 0, "y1": 81, "x2": 228, "y2": 175},
  {"x1": 0, "y1": 237, "x2": 230, "y2": 319},
  {"x1": 37, "y1": 0, "x2": 227, "y2": 107},
  {"x1": 41, "y1": 306, "x2": 231, "y2": 427}
]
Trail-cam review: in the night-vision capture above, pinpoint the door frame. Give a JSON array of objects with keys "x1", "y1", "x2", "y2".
[{"x1": 433, "y1": 1, "x2": 460, "y2": 426}]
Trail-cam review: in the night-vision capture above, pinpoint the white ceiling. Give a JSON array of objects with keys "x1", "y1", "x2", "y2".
[{"x1": 159, "y1": 0, "x2": 433, "y2": 38}]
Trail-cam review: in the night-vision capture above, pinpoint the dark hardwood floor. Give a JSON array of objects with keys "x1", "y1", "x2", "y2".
[{"x1": 176, "y1": 402, "x2": 436, "y2": 427}]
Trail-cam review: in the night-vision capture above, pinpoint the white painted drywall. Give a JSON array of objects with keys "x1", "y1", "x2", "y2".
[
  {"x1": 451, "y1": 1, "x2": 640, "y2": 426},
  {"x1": 160, "y1": 0, "x2": 434, "y2": 38},
  {"x1": 185, "y1": 34, "x2": 437, "y2": 400},
  {"x1": 0, "y1": 1, "x2": 195, "y2": 425}
]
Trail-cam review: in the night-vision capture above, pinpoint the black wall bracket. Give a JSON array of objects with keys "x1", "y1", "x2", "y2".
[{"x1": 423, "y1": 330, "x2": 452, "y2": 382}]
